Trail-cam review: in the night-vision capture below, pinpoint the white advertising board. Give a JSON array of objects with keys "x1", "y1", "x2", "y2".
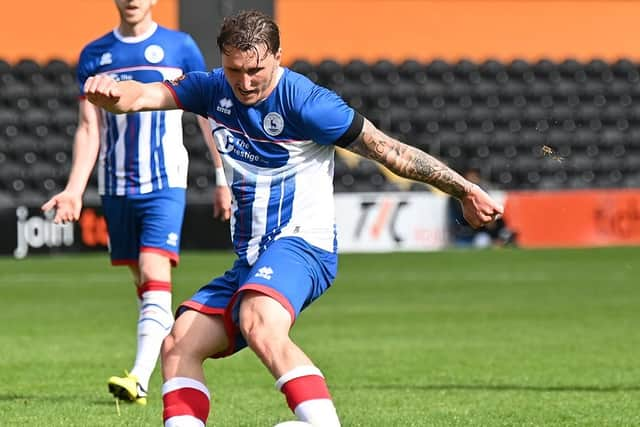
[{"x1": 335, "y1": 192, "x2": 449, "y2": 252}]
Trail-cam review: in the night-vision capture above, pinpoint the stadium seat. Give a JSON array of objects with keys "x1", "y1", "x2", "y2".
[
  {"x1": 397, "y1": 59, "x2": 427, "y2": 84},
  {"x1": 12, "y1": 59, "x2": 41, "y2": 83},
  {"x1": 3, "y1": 56, "x2": 640, "y2": 201}
]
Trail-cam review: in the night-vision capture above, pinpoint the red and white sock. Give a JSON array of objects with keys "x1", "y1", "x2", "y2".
[
  {"x1": 162, "y1": 377, "x2": 210, "y2": 427},
  {"x1": 276, "y1": 366, "x2": 341, "y2": 427},
  {"x1": 131, "y1": 281, "x2": 174, "y2": 391}
]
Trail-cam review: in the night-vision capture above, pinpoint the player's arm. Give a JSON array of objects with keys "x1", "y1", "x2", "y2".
[
  {"x1": 344, "y1": 118, "x2": 503, "y2": 228},
  {"x1": 196, "y1": 115, "x2": 232, "y2": 221},
  {"x1": 41, "y1": 99, "x2": 101, "y2": 223},
  {"x1": 83, "y1": 74, "x2": 177, "y2": 113}
]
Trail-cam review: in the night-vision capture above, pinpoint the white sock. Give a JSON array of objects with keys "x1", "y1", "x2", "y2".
[
  {"x1": 130, "y1": 284, "x2": 174, "y2": 391},
  {"x1": 295, "y1": 400, "x2": 341, "y2": 426}
]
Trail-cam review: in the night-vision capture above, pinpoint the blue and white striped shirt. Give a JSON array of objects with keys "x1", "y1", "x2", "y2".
[
  {"x1": 166, "y1": 68, "x2": 359, "y2": 263},
  {"x1": 77, "y1": 23, "x2": 206, "y2": 196}
]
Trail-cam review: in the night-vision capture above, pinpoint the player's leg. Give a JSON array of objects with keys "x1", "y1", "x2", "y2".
[
  {"x1": 102, "y1": 195, "x2": 151, "y2": 403},
  {"x1": 124, "y1": 251, "x2": 174, "y2": 402},
  {"x1": 162, "y1": 264, "x2": 244, "y2": 427},
  {"x1": 106, "y1": 189, "x2": 184, "y2": 404},
  {"x1": 128, "y1": 189, "x2": 184, "y2": 400},
  {"x1": 236, "y1": 238, "x2": 341, "y2": 426},
  {"x1": 161, "y1": 311, "x2": 229, "y2": 427}
]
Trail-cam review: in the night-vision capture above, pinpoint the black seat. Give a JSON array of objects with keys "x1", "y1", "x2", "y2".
[
  {"x1": 41, "y1": 134, "x2": 72, "y2": 162},
  {"x1": 315, "y1": 59, "x2": 344, "y2": 86},
  {"x1": 371, "y1": 60, "x2": 399, "y2": 84},
  {"x1": 398, "y1": 59, "x2": 426, "y2": 84},
  {"x1": 43, "y1": 59, "x2": 75, "y2": 85},
  {"x1": 51, "y1": 107, "x2": 78, "y2": 136},
  {"x1": 598, "y1": 128, "x2": 625, "y2": 149},
  {"x1": 343, "y1": 59, "x2": 372, "y2": 85},
  {"x1": 289, "y1": 59, "x2": 311, "y2": 75},
  {"x1": 479, "y1": 59, "x2": 507, "y2": 81},
  {"x1": 425, "y1": 59, "x2": 452, "y2": 81},
  {"x1": 453, "y1": 59, "x2": 479, "y2": 81},
  {"x1": 611, "y1": 59, "x2": 639, "y2": 83},
  {"x1": 21, "y1": 107, "x2": 51, "y2": 136},
  {"x1": 2, "y1": 81, "x2": 31, "y2": 110},
  {"x1": 533, "y1": 58, "x2": 560, "y2": 82},
  {"x1": 12, "y1": 59, "x2": 42, "y2": 84},
  {"x1": 507, "y1": 59, "x2": 534, "y2": 82}
]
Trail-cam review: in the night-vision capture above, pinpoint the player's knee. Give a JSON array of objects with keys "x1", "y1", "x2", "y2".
[
  {"x1": 239, "y1": 312, "x2": 286, "y2": 354},
  {"x1": 161, "y1": 329, "x2": 179, "y2": 361}
]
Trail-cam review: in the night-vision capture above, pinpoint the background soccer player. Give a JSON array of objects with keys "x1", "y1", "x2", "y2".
[
  {"x1": 81, "y1": 10, "x2": 503, "y2": 426},
  {"x1": 41, "y1": 0, "x2": 231, "y2": 405}
]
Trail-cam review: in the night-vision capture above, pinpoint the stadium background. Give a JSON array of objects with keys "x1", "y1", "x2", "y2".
[
  {"x1": 1, "y1": 2, "x2": 639, "y2": 426},
  {"x1": 2, "y1": 0, "x2": 640, "y2": 257}
]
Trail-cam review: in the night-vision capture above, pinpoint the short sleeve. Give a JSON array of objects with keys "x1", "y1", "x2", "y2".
[
  {"x1": 164, "y1": 71, "x2": 215, "y2": 117},
  {"x1": 298, "y1": 86, "x2": 358, "y2": 146},
  {"x1": 181, "y1": 34, "x2": 207, "y2": 73},
  {"x1": 76, "y1": 48, "x2": 94, "y2": 95}
]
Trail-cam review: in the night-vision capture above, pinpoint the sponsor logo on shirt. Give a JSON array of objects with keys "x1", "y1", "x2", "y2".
[
  {"x1": 144, "y1": 44, "x2": 165, "y2": 64},
  {"x1": 99, "y1": 52, "x2": 112, "y2": 66},
  {"x1": 110, "y1": 73, "x2": 133, "y2": 81},
  {"x1": 217, "y1": 98, "x2": 233, "y2": 115},
  {"x1": 212, "y1": 126, "x2": 289, "y2": 167},
  {"x1": 255, "y1": 266, "x2": 274, "y2": 280},
  {"x1": 263, "y1": 112, "x2": 284, "y2": 136}
]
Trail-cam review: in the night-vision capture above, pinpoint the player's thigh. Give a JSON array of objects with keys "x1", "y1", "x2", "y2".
[
  {"x1": 169, "y1": 310, "x2": 228, "y2": 360},
  {"x1": 239, "y1": 290, "x2": 293, "y2": 338}
]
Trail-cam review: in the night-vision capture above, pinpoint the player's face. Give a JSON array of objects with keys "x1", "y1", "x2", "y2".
[
  {"x1": 114, "y1": 0, "x2": 157, "y2": 27},
  {"x1": 222, "y1": 43, "x2": 282, "y2": 106}
]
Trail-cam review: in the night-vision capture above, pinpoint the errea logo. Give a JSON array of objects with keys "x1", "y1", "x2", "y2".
[
  {"x1": 217, "y1": 98, "x2": 233, "y2": 115},
  {"x1": 255, "y1": 266, "x2": 273, "y2": 280},
  {"x1": 166, "y1": 232, "x2": 179, "y2": 246},
  {"x1": 99, "y1": 52, "x2": 112, "y2": 66}
]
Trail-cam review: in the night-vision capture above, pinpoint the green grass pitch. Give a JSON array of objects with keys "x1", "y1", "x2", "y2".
[{"x1": 0, "y1": 247, "x2": 638, "y2": 426}]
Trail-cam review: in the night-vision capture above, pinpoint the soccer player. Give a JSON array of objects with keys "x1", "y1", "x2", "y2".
[
  {"x1": 40, "y1": 0, "x2": 231, "y2": 406},
  {"x1": 81, "y1": 10, "x2": 503, "y2": 426}
]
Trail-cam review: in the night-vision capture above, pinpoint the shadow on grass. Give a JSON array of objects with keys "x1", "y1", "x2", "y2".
[
  {"x1": 0, "y1": 394, "x2": 148, "y2": 407},
  {"x1": 354, "y1": 384, "x2": 640, "y2": 393}
]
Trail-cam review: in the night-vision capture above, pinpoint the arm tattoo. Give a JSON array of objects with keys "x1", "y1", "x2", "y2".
[{"x1": 345, "y1": 122, "x2": 472, "y2": 198}]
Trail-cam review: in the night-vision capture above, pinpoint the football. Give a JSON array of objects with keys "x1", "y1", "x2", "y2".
[{"x1": 273, "y1": 422, "x2": 313, "y2": 427}]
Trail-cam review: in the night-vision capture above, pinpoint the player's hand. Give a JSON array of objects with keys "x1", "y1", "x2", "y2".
[
  {"x1": 41, "y1": 190, "x2": 84, "y2": 224},
  {"x1": 213, "y1": 186, "x2": 232, "y2": 221},
  {"x1": 84, "y1": 75, "x2": 122, "y2": 110},
  {"x1": 459, "y1": 184, "x2": 504, "y2": 228}
]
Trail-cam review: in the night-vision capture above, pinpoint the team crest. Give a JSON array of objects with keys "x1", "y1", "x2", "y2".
[
  {"x1": 144, "y1": 44, "x2": 165, "y2": 63},
  {"x1": 263, "y1": 112, "x2": 284, "y2": 136}
]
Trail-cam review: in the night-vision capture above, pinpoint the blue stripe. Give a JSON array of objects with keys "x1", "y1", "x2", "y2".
[
  {"x1": 231, "y1": 168, "x2": 256, "y2": 262},
  {"x1": 125, "y1": 114, "x2": 141, "y2": 194},
  {"x1": 157, "y1": 111, "x2": 168, "y2": 189},
  {"x1": 107, "y1": 114, "x2": 119, "y2": 194},
  {"x1": 280, "y1": 173, "x2": 295, "y2": 229},
  {"x1": 257, "y1": 173, "x2": 295, "y2": 257},
  {"x1": 149, "y1": 111, "x2": 158, "y2": 191},
  {"x1": 257, "y1": 175, "x2": 283, "y2": 256}
]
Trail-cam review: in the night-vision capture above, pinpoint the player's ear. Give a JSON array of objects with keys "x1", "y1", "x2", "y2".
[{"x1": 273, "y1": 48, "x2": 282, "y2": 63}]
